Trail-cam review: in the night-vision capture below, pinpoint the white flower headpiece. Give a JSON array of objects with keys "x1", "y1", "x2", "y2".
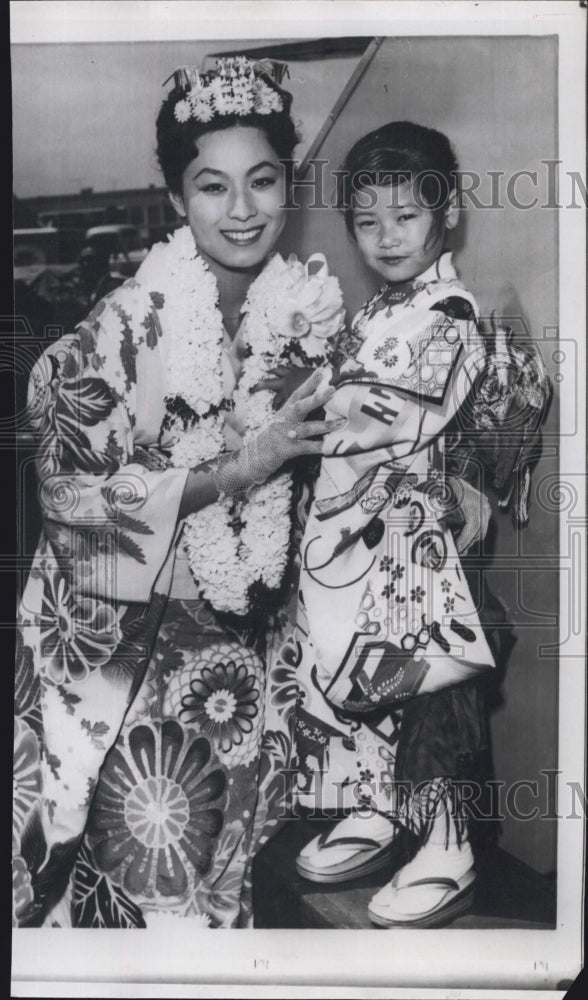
[{"x1": 166, "y1": 57, "x2": 286, "y2": 125}]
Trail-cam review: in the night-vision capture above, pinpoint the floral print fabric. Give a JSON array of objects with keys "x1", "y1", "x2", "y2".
[
  {"x1": 293, "y1": 253, "x2": 495, "y2": 815},
  {"x1": 13, "y1": 260, "x2": 297, "y2": 928},
  {"x1": 72, "y1": 602, "x2": 294, "y2": 927}
]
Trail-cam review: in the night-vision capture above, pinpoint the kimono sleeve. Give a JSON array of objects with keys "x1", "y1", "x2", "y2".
[
  {"x1": 324, "y1": 296, "x2": 486, "y2": 464},
  {"x1": 33, "y1": 287, "x2": 189, "y2": 603}
]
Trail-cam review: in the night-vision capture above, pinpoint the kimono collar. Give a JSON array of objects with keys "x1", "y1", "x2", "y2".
[
  {"x1": 415, "y1": 250, "x2": 458, "y2": 286},
  {"x1": 382, "y1": 251, "x2": 458, "y2": 298}
]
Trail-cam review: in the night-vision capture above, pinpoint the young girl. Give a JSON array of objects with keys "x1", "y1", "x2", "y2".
[{"x1": 292, "y1": 121, "x2": 496, "y2": 927}]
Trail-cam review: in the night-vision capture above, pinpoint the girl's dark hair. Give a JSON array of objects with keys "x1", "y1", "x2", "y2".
[
  {"x1": 338, "y1": 120, "x2": 459, "y2": 238},
  {"x1": 156, "y1": 73, "x2": 299, "y2": 194}
]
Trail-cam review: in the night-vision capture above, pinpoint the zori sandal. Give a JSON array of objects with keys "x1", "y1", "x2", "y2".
[
  {"x1": 296, "y1": 810, "x2": 399, "y2": 883},
  {"x1": 368, "y1": 866, "x2": 476, "y2": 927}
]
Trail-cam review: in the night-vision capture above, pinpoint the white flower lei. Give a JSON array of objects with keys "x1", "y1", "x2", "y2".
[{"x1": 136, "y1": 227, "x2": 343, "y2": 615}]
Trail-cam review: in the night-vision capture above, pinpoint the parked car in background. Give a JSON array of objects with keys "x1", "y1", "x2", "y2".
[
  {"x1": 13, "y1": 224, "x2": 148, "y2": 339},
  {"x1": 84, "y1": 224, "x2": 147, "y2": 276},
  {"x1": 13, "y1": 226, "x2": 85, "y2": 268}
]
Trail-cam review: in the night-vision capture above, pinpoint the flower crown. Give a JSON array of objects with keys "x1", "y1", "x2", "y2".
[{"x1": 167, "y1": 57, "x2": 286, "y2": 125}]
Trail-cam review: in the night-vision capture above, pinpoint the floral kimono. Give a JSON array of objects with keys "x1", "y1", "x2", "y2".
[
  {"x1": 293, "y1": 252, "x2": 496, "y2": 825},
  {"x1": 13, "y1": 229, "x2": 342, "y2": 929}
]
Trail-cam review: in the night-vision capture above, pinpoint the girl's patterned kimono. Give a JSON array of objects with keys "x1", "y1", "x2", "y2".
[
  {"x1": 13, "y1": 274, "x2": 297, "y2": 930},
  {"x1": 293, "y1": 252, "x2": 495, "y2": 835}
]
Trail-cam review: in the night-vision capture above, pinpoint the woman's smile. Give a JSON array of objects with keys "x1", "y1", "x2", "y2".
[
  {"x1": 170, "y1": 125, "x2": 287, "y2": 275},
  {"x1": 221, "y1": 224, "x2": 266, "y2": 246}
]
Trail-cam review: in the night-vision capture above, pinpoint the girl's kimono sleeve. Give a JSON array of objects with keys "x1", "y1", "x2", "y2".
[
  {"x1": 323, "y1": 296, "x2": 485, "y2": 469},
  {"x1": 31, "y1": 285, "x2": 189, "y2": 603}
]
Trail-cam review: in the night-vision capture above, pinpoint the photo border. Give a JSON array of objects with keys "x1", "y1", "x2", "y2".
[{"x1": 9, "y1": 2, "x2": 586, "y2": 996}]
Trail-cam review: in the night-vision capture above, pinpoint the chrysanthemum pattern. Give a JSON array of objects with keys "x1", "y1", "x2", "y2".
[
  {"x1": 12, "y1": 855, "x2": 34, "y2": 925},
  {"x1": 39, "y1": 573, "x2": 121, "y2": 685},
  {"x1": 13, "y1": 718, "x2": 42, "y2": 839},
  {"x1": 87, "y1": 720, "x2": 226, "y2": 900},
  {"x1": 163, "y1": 641, "x2": 263, "y2": 768}
]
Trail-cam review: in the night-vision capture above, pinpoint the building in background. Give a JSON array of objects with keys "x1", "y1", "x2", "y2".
[{"x1": 18, "y1": 184, "x2": 180, "y2": 246}]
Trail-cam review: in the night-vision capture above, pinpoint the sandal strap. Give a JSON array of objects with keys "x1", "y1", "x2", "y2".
[
  {"x1": 317, "y1": 832, "x2": 385, "y2": 851},
  {"x1": 399, "y1": 876, "x2": 460, "y2": 891}
]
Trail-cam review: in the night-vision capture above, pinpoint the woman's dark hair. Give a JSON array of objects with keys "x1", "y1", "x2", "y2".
[
  {"x1": 156, "y1": 72, "x2": 299, "y2": 194},
  {"x1": 338, "y1": 120, "x2": 459, "y2": 239}
]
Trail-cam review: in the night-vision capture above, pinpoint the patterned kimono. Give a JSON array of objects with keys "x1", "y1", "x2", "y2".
[
  {"x1": 293, "y1": 253, "x2": 496, "y2": 831},
  {"x1": 13, "y1": 268, "x2": 298, "y2": 929}
]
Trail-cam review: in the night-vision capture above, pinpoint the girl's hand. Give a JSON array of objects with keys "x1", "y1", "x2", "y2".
[{"x1": 252, "y1": 364, "x2": 318, "y2": 409}]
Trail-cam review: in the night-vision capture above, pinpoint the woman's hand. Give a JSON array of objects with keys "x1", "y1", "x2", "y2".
[
  {"x1": 252, "y1": 364, "x2": 318, "y2": 409},
  {"x1": 215, "y1": 370, "x2": 345, "y2": 497}
]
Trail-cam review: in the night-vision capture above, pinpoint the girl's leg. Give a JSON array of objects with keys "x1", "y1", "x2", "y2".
[
  {"x1": 296, "y1": 711, "x2": 411, "y2": 883},
  {"x1": 368, "y1": 680, "x2": 489, "y2": 927}
]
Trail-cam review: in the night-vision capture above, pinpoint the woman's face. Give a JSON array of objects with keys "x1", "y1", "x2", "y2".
[{"x1": 170, "y1": 125, "x2": 287, "y2": 272}]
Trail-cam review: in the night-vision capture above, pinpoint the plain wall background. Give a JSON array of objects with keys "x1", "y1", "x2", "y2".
[
  {"x1": 278, "y1": 35, "x2": 559, "y2": 874},
  {"x1": 12, "y1": 34, "x2": 560, "y2": 874},
  {"x1": 11, "y1": 40, "x2": 361, "y2": 196}
]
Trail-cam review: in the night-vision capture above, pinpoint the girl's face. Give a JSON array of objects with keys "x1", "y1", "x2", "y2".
[
  {"x1": 352, "y1": 180, "x2": 458, "y2": 284},
  {"x1": 170, "y1": 125, "x2": 287, "y2": 273}
]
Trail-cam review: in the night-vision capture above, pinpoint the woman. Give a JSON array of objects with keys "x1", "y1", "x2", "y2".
[{"x1": 13, "y1": 57, "x2": 344, "y2": 929}]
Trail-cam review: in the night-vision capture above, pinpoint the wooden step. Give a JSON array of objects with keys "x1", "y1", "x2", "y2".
[{"x1": 252, "y1": 815, "x2": 556, "y2": 930}]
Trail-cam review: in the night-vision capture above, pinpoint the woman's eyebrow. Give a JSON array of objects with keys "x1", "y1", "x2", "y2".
[
  {"x1": 246, "y1": 160, "x2": 277, "y2": 176},
  {"x1": 192, "y1": 161, "x2": 277, "y2": 181},
  {"x1": 192, "y1": 167, "x2": 226, "y2": 181}
]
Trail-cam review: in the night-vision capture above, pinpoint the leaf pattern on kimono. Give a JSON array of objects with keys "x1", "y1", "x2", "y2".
[
  {"x1": 46, "y1": 377, "x2": 117, "y2": 474},
  {"x1": 61, "y1": 350, "x2": 81, "y2": 380},
  {"x1": 19, "y1": 806, "x2": 48, "y2": 876},
  {"x1": 112, "y1": 302, "x2": 138, "y2": 391},
  {"x1": 15, "y1": 633, "x2": 39, "y2": 719},
  {"x1": 104, "y1": 429, "x2": 125, "y2": 466},
  {"x1": 261, "y1": 729, "x2": 290, "y2": 766},
  {"x1": 89, "y1": 500, "x2": 149, "y2": 564},
  {"x1": 115, "y1": 529, "x2": 147, "y2": 565},
  {"x1": 80, "y1": 719, "x2": 110, "y2": 749},
  {"x1": 55, "y1": 377, "x2": 116, "y2": 433},
  {"x1": 73, "y1": 844, "x2": 146, "y2": 928},
  {"x1": 84, "y1": 777, "x2": 97, "y2": 806},
  {"x1": 44, "y1": 751, "x2": 62, "y2": 779},
  {"x1": 81, "y1": 299, "x2": 107, "y2": 341},
  {"x1": 112, "y1": 509, "x2": 154, "y2": 536},
  {"x1": 16, "y1": 817, "x2": 82, "y2": 928},
  {"x1": 142, "y1": 308, "x2": 163, "y2": 349},
  {"x1": 149, "y1": 290, "x2": 165, "y2": 310}
]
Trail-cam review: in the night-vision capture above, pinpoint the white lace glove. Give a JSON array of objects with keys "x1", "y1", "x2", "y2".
[{"x1": 214, "y1": 370, "x2": 342, "y2": 498}]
